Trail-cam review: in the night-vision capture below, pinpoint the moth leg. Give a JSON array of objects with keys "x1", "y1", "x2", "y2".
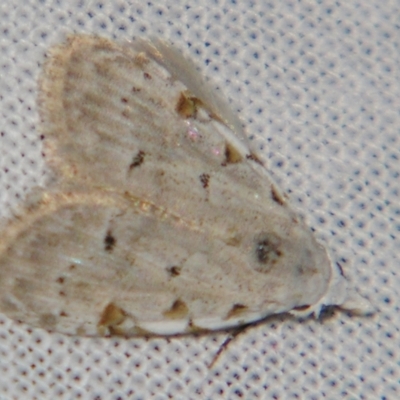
[{"x1": 208, "y1": 324, "x2": 251, "y2": 369}]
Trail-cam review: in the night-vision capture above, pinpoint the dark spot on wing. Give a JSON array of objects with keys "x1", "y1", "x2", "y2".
[
  {"x1": 121, "y1": 97, "x2": 128, "y2": 103},
  {"x1": 226, "y1": 303, "x2": 249, "y2": 319},
  {"x1": 199, "y1": 173, "x2": 210, "y2": 189},
  {"x1": 271, "y1": 185, "x2": 285, "y2": 206},
  {"x1": 104, "y1": 230, "x2": 116, "y2": 252},
  {"x1": 166, "y1": 266, "x2": 182, "y2": 277},
  {"x1": 97, "y1": 303, "x2": 127, "y2": 336},
  {"x1": 175, "y1": 92, "x2": 202, "y2": 118},
  {"x1": 222, "y1": 142, "x2": 243, "y2": 165},
  {"x1": 293, "y1": 305, "x2": 311, "y2": 311},
  {"x1": 129, "y1": 150, "x2": 145, "y2": 169},
  {"x1": 163, "y1": 299, "x2": 189, "y2": 319},
  {"x1": 296, "y1": 265, "x2": 307, "y2": 276},
  {"x1": 246, "y1": 153, "x2": 264, "y2": 166},
  {"x1": 143, "y1": 72, "x2": 152, "y2": 79},
  {"x1": 253, "y1": 233, "x2": 283, "y2": 273},
  {"x1": 132, "y1": 86, "x2": 141, "y2": 93}
]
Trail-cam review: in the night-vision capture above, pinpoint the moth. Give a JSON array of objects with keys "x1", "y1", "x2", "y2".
[{"x1": 0, "y1": 35, "x2": 369, "y2": 337}]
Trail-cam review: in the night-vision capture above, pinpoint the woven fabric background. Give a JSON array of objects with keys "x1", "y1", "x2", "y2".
[{"x1": 0, "y1": 1, "x2": 398, "y2": 399}]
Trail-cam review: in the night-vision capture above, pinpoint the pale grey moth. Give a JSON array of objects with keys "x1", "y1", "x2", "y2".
[{"x1": 0, "y1": 35, "x2": 370, "y2": 336}]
